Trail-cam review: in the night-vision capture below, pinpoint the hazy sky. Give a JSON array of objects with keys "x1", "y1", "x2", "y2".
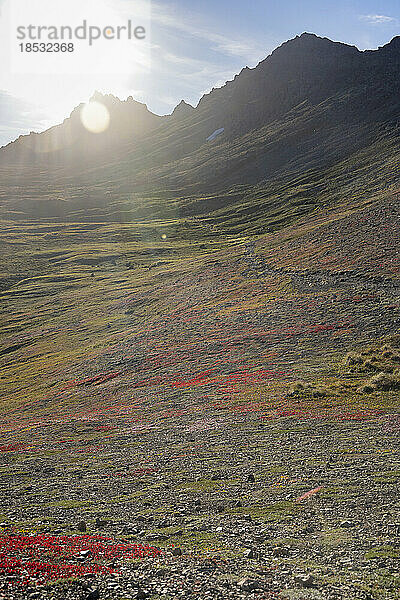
[{"x1": 0, "y1": 0, "x2": 399, "y2": 147}]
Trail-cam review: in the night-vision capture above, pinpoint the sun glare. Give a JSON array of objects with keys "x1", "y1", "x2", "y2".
[
  {"x1": 0, "y1": 0, "x2": 151, "y2": 135},
  {"x1": 80, "y1": 101, "x2": 110, "y2": 133}
]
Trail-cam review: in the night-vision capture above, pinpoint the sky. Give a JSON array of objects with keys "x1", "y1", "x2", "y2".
[{"x1": 0, "y1": 0, "x2": 399, "y2": 147}]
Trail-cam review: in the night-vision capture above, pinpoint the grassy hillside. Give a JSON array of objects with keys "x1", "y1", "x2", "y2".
[
  {"x1": 1, "y1": 119, "x2": 399, "y2": 228},
  {"x1": 1, "y1": 180, "x2": 400, "y2": 598},
  {"x1": 1, "y1": 31, "x2": 400, "y2": 600}
]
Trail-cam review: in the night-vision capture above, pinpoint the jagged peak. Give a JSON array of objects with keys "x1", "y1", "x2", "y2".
[
  {"x1": 89, "y1": 91, "x2": 124, "y2": 105},
  {"x1": 197, "y1": 32, "x2": 361, "y2": 109},
  {"x1": 87, "y1": 91, "x2": 150, "y2": 112},
  {"x1": 90, "y1": 90, "x2": 109, "y2": 102},
  {"x1": 172, "y1": 99, "x2": 195, "y2": 117},
  {"x1": 267, "y1": 32, "x2": 360, "y2": 59},
  {"x1": 376, "y1": 35, "x2": 400, "y2": 52}
]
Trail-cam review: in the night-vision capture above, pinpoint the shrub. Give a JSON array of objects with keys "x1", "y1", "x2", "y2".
[
  {"x1": 361, "y1": 348, "x2": 375, "y2": 356},
  {"x1": 310, "y1": 387, "x2": 327, "y2": 398},
  {"x1": 368, "y1": 371, "x2": 400, "y2": 391},
  {"x1": 288, "y1": 381, "x2": 328, "y2": 398},
  {"x1": 287, "y1": 382, "x2": 306, "y2": 396},
  {"x1": 386, "y1": 335, "x2": 400, "y2": 348},
  {"x1": 363, "y1": 359, "x2": 380, "y2": 371},
  {"x1": 344, "y1": 352, "x2": 363, "y2": 366},
  {"x1": 357, "y1": 384, "x2": 375, "y2": 394}
]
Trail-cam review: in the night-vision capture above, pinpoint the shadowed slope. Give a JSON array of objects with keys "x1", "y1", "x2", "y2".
[{"x1": 0, "y1": 33, "x2": 400, "y2": 225}]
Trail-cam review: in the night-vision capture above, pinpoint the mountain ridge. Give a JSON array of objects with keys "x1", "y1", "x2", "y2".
[
  {"x1": 3, "y1": 32, "x2": 399, "y2": 153},
  {"x1": 0, "y1": 32, "x2": 400, "y2": 224}
]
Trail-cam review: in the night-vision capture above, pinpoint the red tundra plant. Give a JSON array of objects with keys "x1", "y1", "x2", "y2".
[
  {"x1": 0, "y1": 443, "x2": 28, "y2": 453},
  {"x1": 0, "y1": 534, "x2": 163, "y2": 586}
]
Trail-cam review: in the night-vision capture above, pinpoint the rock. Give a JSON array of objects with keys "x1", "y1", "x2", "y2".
[
  {"x1": 146, "y1": 533, "x2": 169, "y2": 541},
  {"x1": 247, "y1": 473, "x2": 256, "y2": 483},
  {"x1": 95, "y1": 517, "x2": 108, "y2": 528},
  {"x1": 137, "y1": 590, "x2": 148, "y2": 599},
  {"x1": 158, "y1": 519, "x2": 170, "y2": 527},
  {"x1": 75, "y1": 555, "x2": 86, "y2": 563},
  {"x1": 272, "y1": 546, "x2": 290, "y2": 557},
  {"x1": 340, "y1": 520, "x2": 355, "y2": 528},
  {"x1": 302, "y1": 526, "x2": 315, "y2": 534},
  {"x1": 120, "y1": 524, "x2": 139, "y2": 535},
  {"x1": 244, "y1": 548, "x2": 255, "y2": 558},
  {"x1": 294, "y1": 574, "x2": 314, "y2": 588},
  {"x1": 238, "y1": 578, "x2": 259, "y2": 592},
  {"x1": 86, "y1": 589, "x2": 100, "y2": 600},
  {"x1": 77, "y1": 520, "x2": 87, "y2": 532}
]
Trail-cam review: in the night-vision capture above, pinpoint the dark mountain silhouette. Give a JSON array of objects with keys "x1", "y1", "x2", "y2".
[
  {"x1": 1, "y1": 91, "x2": 165, "y2": 167},
  {"x1": 1, "y1": 32, "x2": 400, "y2": 223}
]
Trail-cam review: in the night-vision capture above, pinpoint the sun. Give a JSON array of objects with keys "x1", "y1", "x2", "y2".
[
  {"x1": 0, "y1": 0, "x2": 151, "y2": 136},
  {"x1": 80, "y1": 101, "x2": 110, "y2": 133}
]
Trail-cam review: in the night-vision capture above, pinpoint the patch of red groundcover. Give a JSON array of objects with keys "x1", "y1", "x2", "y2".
[{"x1": 0, "y1": 534, "x2": 163, "y2": 586}]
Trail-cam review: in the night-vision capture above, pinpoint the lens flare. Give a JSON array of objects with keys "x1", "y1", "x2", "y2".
[{"x1": 80, "y1": 101, "x2": 110, "y2": 133}]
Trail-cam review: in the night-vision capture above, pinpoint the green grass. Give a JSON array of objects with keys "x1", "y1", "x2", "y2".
[
  {"x1": 365, "y1": 546, "x2": 400, "y2": 560},
  {"x1": 0, "y1": 141, "x2": 400, "y2": 599},
  {"x1": 228, "y1": 500, "x2": 300, "y2": 522}
]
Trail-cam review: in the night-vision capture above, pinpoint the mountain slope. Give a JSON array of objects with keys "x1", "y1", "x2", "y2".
[
  {"x1": 0, "y1": 33, "x2": 400, "y2": 223},
  {"x1": 2, "y1": 34, "x2": 400, "y2": 600}
]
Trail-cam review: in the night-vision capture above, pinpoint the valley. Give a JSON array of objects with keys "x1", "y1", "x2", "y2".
[{"x1": 1, "y1": 31, "x2": 400, "y2": 600}]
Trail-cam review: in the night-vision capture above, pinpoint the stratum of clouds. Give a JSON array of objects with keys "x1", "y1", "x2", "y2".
[
  {"x1": 123, "y1": 1, "x2": 273, "y2": 114},
  {"x1": 149, "y1": 1, "x2": 268, "y2": 63},
  {"x1": 360, "y1": 14, "x2": 397, "y2": 25},
  {"x1": 116, "y1": 0, "x2": 266, "y2": 62}
]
